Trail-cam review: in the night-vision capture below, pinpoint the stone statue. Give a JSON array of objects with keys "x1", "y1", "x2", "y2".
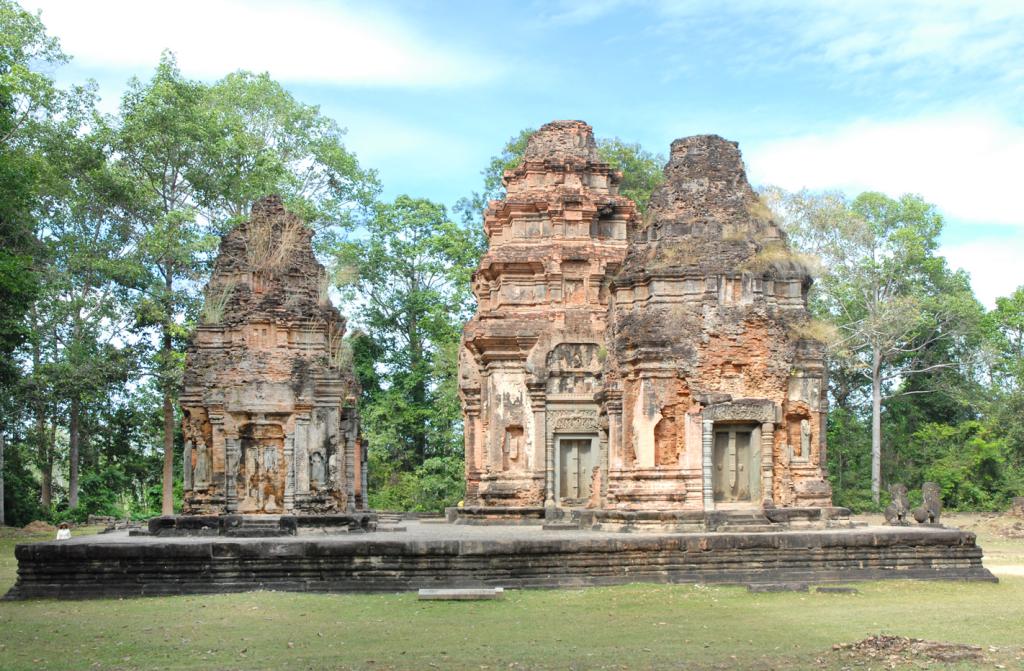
[
  {"x1": 1012, "y1": 497, "x2": 1024, "y2": 518},
  {"x1": 328, "y1": 452, "x2": 338, "y2": 488},
  {"x1": 912, "y1": 482, "x2": 942, "y2": 525},
  {"x1": 799, "y1": 419, "x2": 811, "y2": 459},
  {"x1": 183, "y1": 440, "x2": 194, "y2": 491},
  {"x1": 309, "y1": 452, "x2": 326, "y2": 490},
  {"x1": 194, "y1": 442, "x2": 212, "y2": 488},
  {"x1": 883, "y1": 484, "x2": 910, "y2": 526}
]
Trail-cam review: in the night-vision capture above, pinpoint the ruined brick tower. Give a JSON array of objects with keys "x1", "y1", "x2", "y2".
[
  {"x1": 459, "y1": 125, "x2": 832, "y2": 516},
  {"x1": 181, "y1": 195, "x2": 367, "y2": 515},
  {"x1": 601, "y1": 135, "x2": 831, "y2": 511},
  {"x1": 459, "y1": 121, "x2": 638, "y2": 509}
]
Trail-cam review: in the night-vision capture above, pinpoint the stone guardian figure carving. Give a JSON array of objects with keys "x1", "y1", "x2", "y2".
[
  {"x1": 194, "y1": 442, "x2": 212, "y2": 488},
  {"x1": 912, "y1": 482, "x2": 942, "y2": 525},
  {"x1": 309, "y1": 452, "x2": 326, "y2": 490},
  {"x1": 883, "y1": 483, "x2": 910, "y2": 526}
]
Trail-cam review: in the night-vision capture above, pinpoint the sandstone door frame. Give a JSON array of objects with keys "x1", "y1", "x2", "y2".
[{"x1": 701, "y1": 403, "x2": 777, "y2": 510}]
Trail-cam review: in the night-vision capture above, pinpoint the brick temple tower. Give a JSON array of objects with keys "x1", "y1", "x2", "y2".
[
  {"x1": 459, "y1": 121, "x2": 639, "y2": 510},
  {"x1": 180, "y1": 196, "x2": 367, "y2": 515},
  {"x1": 459, "y1": 124, "x2": 833, "y2": 520},
  {"x1": 601, "y1": 135, "x2": 832, "y2": 512}
]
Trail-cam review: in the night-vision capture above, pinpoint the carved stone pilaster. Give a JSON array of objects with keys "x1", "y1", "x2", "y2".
[
  {"x1": 702, "y1": 419, "x2": 714, "y2": 510},
  {"x1": 284, "y1": 431, "x2": 295, "y2": 510},
  {"x1": 761, "y1": 422, "x2": 775, "y2": 507},
  {"x1": 345, "y1": 410, "x2": 356, "y2": 513},
  {"x1": 294, "y1": 415, "x2": 309, "y2": 495},
  {"x1": 224, "y1": 437, "x2": 240, "y2": 513}
]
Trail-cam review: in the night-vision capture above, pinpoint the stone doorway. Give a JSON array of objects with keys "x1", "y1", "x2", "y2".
[
  {"x1": 238, "y1": 423, "x2": 286, "y2": 513},
  {"x1": 558, "y1": 435, "x2": 595, "y2": 503},
  {"x1": 712, "y1": 425, "x2": 760, "y2": 503}
]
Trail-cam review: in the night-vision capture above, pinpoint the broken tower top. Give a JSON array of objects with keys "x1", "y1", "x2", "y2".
[
  {"x1": 648, "y1": 134, "x2": 765, "y2": 227},
  {"x1": 625, "y1": 134, "x2": 788, "y2": 276},
  {"x1": 522, "y1": 120, "x2": 599, "y2": 163}
]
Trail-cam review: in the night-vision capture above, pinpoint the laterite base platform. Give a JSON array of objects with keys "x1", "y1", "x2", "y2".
[{"x1": 4, "y1": 521, "x2": 995, "y2": 600}]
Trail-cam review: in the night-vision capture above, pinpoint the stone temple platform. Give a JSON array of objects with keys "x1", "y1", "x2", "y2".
[{"x1": 4, "y1": 520, "x2": 994, "y2": 600}]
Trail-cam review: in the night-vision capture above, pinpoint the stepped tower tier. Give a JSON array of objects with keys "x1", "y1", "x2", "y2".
[{"x1": 180, "y1": 195, "x2": 367, "y2": 515}]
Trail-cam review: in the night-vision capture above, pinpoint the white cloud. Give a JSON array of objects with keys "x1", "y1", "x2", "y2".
[
  {"x1": 25, "y1": 0, "x2": 498, "y2": 88},
  {"x1": 569, "y1": 1, "x2": 1024, "y2": 85},
  {"x1": 783, "y1": 0, "x2": 1024, "y2": 79},
  {"x1": 941, "y1": 239, "x2": 1024, "y2": 308},
  {"x1": 745, "y1": 111, "x2": 1024, "y2": 228}
]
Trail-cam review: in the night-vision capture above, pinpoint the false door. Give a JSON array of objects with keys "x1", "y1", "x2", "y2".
[
  {"x1": 558, "y1": 436, "x2": 594, "y2": 502},
  {"x1": 713, "y1": 426, "x2": 759, "y2": 502}
]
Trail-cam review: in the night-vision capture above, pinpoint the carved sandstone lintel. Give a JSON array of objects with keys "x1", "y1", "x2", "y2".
[{"x1": 702, "y1": 399, "x2": 778, "y2": 425}]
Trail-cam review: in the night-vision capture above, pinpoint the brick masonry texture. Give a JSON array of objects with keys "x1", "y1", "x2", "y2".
[
  {"x1": 180, "y1": 196, "x2": 367, "y2": 516},
  {"x1": 460, "y1": 122, "x2": 831, "y2": 514}
]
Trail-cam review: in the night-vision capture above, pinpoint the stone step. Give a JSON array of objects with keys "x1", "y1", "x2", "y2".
[
  {"x1": 418, "y1": 588, "x2": 505, "y2": 601},
  {"x1": 747, "y1": 583, "x2": 809, "y2": 593},
  {"x1": 713, "y1": 524, "x2": 778, "y2": 533},
  {"x1": 542, "y1": 522, "x2": 581, "y2": 531}
]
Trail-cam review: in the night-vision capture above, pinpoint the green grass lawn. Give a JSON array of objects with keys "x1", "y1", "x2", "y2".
[{"x1": 1, "y1": 524, "x2": 1022, "y2": 671}]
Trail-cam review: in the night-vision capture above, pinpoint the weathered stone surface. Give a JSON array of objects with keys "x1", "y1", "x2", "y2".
[
  {"x1": 460, "y1": 121, "x2": 637, "y2": 509},
  {"x1": 459, "y1": 124, "x2": 832, "y2": 515},
  {"x1": 144, "y1": 514, "x2": 377, "y2": 537},
  {"x1": 418, "y1": 587, "x2": 505, "y2": 600},
  {"x1": 4, "y1": 523, "x2": 995, "y2": 600},
  {"x1": 885, "y1": 484, "x2": 911, "y2": 525},
  {"x1": 912, "y1": 482, "x2": 942, "y2": 525},
  {"x1": 181, "y1": 195, "x2": 367, "y2": 515},
  {"x1": 602, "y1": 134, "x2": 830, "y2": 511}
]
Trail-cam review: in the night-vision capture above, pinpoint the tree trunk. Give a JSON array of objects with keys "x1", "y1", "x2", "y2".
[
  {"x1": 33, "y1": 334, "x2": 50, "y2": 510},
  {"x1": 409, "y1": 322, "x2": 427, "y2": 464},
  {"x1": 162, "y1": 326, "x2": 175, "y2": 516},
  {"x1": 69, "y1": 396, "x2": 80, "y2": 509},
  {"x1": 41, "y1": 423, "x2": 55, "y2": 510},
  {"x1": 871, "y1": 346, "x2": 882, "y2": 505},
  {"x1": 0, "y1": 432, "x2": 6, "y2": 527}
]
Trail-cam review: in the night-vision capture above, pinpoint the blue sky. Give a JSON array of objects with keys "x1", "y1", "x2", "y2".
[{"x1": 24, "y1": 0, "x2": 1024, "y2": 307}]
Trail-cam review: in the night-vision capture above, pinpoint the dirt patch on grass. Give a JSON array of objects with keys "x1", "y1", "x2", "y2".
[
  {"x1": 958, "y1": 513, "x2": 1024, "y2": 540},
  {"x1": 21, "y1": 521, "x2": 56, "y2": 533},
  {"x1": 829, "y1": 635, "x2": 983, "y2": 668},
  {"x1": 855, "y1": 511, "x2": 1024, "y2": 540}
]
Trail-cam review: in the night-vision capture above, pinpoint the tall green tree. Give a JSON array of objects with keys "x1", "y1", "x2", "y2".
[
  {"x1": 33, "y1": 104, "x2": 139, "y2": 509},
  {"x1": 766, "y1": 188, "x2": 982, "y2": 504},
  {"x1": 336, "y1": 196, "x2": 483, "y2": 473},
  {"x1": 0, "y1": 0, "x2": 65, "y2": 395},
  {"x1": 193, "y1": 70, "x2": 379, "y2": 238},
  {"x1": 0, "y1": 1, "x2": 65, "y2": 383},
  {"x1": 0, "y1": 1, "x2": 68, "y2": 520},
  {"x1": 983, "y1": 286, "x2": 1024, "y2": 472},
  {"x1": 113, "y1": 53, "x2": 216, "y2": 515}
]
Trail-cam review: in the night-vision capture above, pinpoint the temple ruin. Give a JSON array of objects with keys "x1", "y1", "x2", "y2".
[
  {"x1": 180, "y1": 195, "x2": 367, "y2": 515},
  {"x1": 8, "y1": 127, "x2": 995, "y2": 603},
  {"x1": 460, "y1": 121, "x2": 637, "y2": 510},
  {"x1": 459, "y1": 122, "x2": 832, "y2": 517}
]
